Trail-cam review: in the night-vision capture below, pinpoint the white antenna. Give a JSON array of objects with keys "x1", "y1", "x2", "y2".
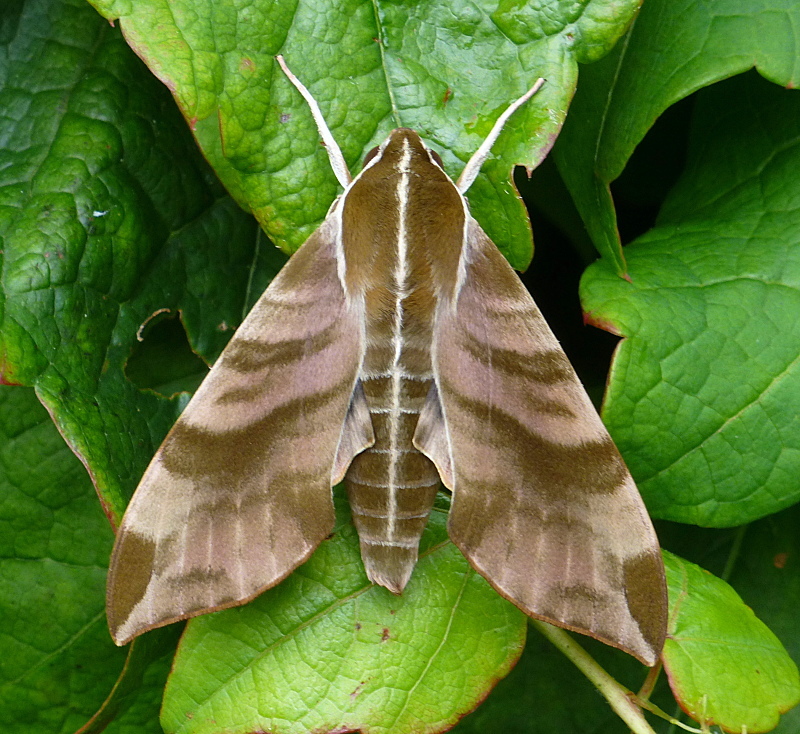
[
  {"x1": 276, "y1": 55, "x2": 352, "y2": 189},
  {"x1": 456, "y1": 78, "x2": 546, "y2": 194}
]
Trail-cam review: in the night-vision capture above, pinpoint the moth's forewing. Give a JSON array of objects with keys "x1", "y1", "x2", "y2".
[
  {"x1": 422, "y1": 221, "x2": 667, "y2": 665},
  {"x1": 107, "y1": 218, "x2": 366, "y2": 645}
]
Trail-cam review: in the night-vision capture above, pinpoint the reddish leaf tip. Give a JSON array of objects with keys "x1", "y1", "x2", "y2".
[{"x1": 583, "y1": 310, "x2": 623, "y2": 336}]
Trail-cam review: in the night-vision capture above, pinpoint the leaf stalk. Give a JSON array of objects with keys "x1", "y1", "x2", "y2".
[{"x1": 532, "y1": 621, "x2": 658, "y2": 734}]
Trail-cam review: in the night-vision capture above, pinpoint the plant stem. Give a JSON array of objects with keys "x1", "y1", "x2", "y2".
[
  {"x1": 532, "y1": 620, "x2": 658, "y2": 734},
  {"x1": 721, "y1": 525, "x2": 747, "y2": 582},
  {"x1": 638, "y1": 660, "x2": 662, "y2": 700}
]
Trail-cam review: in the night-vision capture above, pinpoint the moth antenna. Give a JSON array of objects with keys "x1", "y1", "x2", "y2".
[
  {"x1": 456, "y1": 78, "x2": 546, "y2": 194},
  {"x1": 276, "y1": 55, "x2": 352, "y2": 189}
]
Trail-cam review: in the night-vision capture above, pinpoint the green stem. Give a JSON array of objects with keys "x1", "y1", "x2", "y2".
[
  {"x1": 638, "y1": 659, "x2": 661, "y2": 701},
  {"x1": 721, "y1": 525, "x2": 748, "y2": 582},
  {"x1": 532, "y1": 621, "x2": 657, "y2": 734},
  {"x1": 637, "y1": 697, "x2": 704, "y2": 733}
]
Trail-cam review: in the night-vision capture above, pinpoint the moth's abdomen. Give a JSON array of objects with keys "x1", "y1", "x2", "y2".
[{"x1": 345, "y1": 368, "x2": 440, "y2": 593}]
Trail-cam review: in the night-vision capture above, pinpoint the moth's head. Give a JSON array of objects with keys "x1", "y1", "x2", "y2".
[{"x1": 361, "y1": 128, "x2": 447, "y2": 179}]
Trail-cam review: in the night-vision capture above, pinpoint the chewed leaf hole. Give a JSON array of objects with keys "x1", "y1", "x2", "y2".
[{"x1": 125, "y1": 311, "x2": 209, "y2": 398}]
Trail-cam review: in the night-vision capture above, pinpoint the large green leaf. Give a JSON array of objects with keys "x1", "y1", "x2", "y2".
[
  {"x1": 161, "y1": 494, "x2": 525, "y2": 734},
  {"x1": 0, "y1": 0, "x2": 260, "y2": 524},
  {"x1": 87, "y1": 0, "x2": 640, "y2": 270},
  {"x1": 0, "y1": 385, "x2": 126, "y2": 732},
  {"x1": 655, "y1": 506, "x2": 800, "y2": 734},
  {"x1": 581, "y1": 72, "x2": 800, "y2": 526},
  {"x1": 554, "y1": 0, "x2": 800, "y2": 271},
  {"x1": 728, "y1": 505, "x2": 800, "y2": 734}
]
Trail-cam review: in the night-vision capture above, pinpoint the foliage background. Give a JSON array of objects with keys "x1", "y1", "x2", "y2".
[{"x1": 1, "y1": 0, "x2": 799, "y2": 732}]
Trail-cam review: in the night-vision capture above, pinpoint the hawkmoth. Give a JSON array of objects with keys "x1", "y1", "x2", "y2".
[{"x1": 107, "y1": 56, "x2": 668, "y2": 666}]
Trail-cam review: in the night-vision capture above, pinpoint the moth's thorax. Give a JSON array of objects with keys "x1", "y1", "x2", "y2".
[
  {"x1": 341, "y1": 128, "x2": 466, "y2": 305},
  {"x1": 341, "y1": 129, "x2": 465, "y2": 592}
]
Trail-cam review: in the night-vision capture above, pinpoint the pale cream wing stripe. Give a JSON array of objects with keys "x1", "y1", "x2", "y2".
[
  {"x1": 427, "y1": 220, "x2": 667, "y2": 666},
  {"x1": 107, "y1": 216, "x2": 367, "y2": 645}
]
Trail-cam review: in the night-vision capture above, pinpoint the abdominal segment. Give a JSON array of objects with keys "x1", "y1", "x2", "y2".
[{"x1": 345, "y1": 370, "x2": 440, "y2": 593}]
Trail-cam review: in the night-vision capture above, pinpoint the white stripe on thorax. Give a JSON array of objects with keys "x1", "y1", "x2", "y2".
[{"x1": 387, "y1": 138, "x2": 413, "y2": 540}]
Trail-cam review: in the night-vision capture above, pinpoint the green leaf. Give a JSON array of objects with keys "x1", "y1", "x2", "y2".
[
  {"x1": 0, "y1": 385, "x2": 124, "y2": 732},
  {"x1": 0, "y1": 0, "x2": 261, "y2": 527},
  {"x1": 728, "y1": 505, "x2": 800, "y2": 734},
  {"x1": 581, "y1": 72, "x2": 800, "y2": 526},
  {"x1": 553, "y1": 0, "x2": 800, "y2": 270},
  {"x1": 95, "y1": 653, "x2": 175, "y2": 734},
  {"x1": 453, "y1": 621, "x2": 658, "y2": 734},
  {"x1": 662, "y1": 551, "x2": 800, "y2": 733},
  {"x1": 161, "y1": 493, "x2": 526, "y2": 734},
  {"x1": 0, "y1": 382, "x2": 179, "y2": 732},
  {"x1": 78, "y1": 627, "x2": 181, "y2": 734},
  {"x1": 87, "y1": 0, "x2": 640, "y2": 270}
]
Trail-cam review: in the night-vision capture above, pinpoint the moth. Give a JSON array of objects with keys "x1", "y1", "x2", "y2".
[{"x1": 107, "y1": 56, "x2": 668, "y2": 665}]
